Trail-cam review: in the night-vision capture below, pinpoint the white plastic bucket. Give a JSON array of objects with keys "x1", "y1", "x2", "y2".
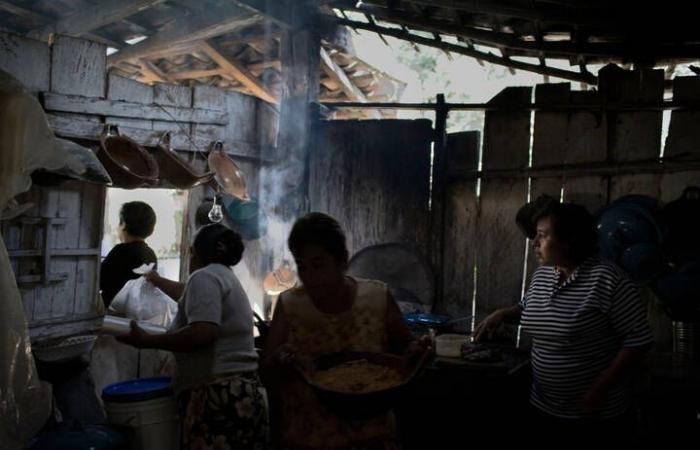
[
  {"x1": 102, "y1": 377, "x2": 180, "y2": 450},
  {"x1": 104, "y1": 396, "x2": 179, "y2": 450}
]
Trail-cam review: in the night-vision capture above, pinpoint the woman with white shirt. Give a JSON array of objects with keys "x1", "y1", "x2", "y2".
[{"x1": 119, "y1": 223, "x2": 268, "y2": 450}]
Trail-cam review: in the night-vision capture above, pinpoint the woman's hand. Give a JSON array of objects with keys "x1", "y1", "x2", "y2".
[
  {"x1": 472, "y1": 310, "x2": 506, "y2": 342},
  {"x1": 144, "y1": 270, "x2": 161, "y2": 286},
  {"x1": 116, "y1": 320, "x2": 151, "y2": 349}
]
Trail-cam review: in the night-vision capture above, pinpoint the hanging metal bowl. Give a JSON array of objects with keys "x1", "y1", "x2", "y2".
[
  {"x1": 153, "y1": 132, "x2": 213, "y2": 189},
  {"x1": 207, "y1": 141, "x2": 248, "y2": 200},
  {"x1": 98, "y1": 125, "x2": 158, "y2": 189}
]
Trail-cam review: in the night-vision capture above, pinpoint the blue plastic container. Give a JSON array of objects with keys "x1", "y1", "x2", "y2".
[
  {"x1": 102, "y1": 376, "x2": 172, "y2": 403},
  {"x1": 223, "y1": 196, "x2": 267, "y2": 240}
]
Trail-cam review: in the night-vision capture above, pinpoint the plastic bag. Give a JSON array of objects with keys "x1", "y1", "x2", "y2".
[
  {"x1": 0, "y1": 239, "x2": 52, "y2": 450},
  {"x1": 108, "y1": 276, "x2": 178, "y2": 328}
]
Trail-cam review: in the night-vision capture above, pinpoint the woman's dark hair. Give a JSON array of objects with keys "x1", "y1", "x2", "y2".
[
  {"x1": 534, "y1": 202, "x2": 597, "y2": 262},
  {"x1": 288, "y1": 212, "x2": 349, "y2": 264},
  {"x1": 119, "y1": 201, "x2": 156, "y2": 238},
  {"x1": 193, "y1": 223, "x2": 244, "y2": 267}
]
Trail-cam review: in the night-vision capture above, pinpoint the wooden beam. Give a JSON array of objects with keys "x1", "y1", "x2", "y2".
[
  {"x1": 319, "y1": 48, "x2": 365, "y2": 101},
  {"x1": 393, "y1": 0, "x2": 619, "y2": 29},
  {"x1": 107, "y1": 4, "x2": 260, "y2": 65},
  {"x1": 44, "y1": 92, "x2": 229, "y2": 124},
  {"x1": 247, "y1": 60, "x2": 281, "y2": 72},
  {"x1": 46, "y1": 112, "x2": 273, "y2": 162},
  {"x1": 28, "y1": 0, "x2": 165, "y2": 41},
  {"x1": 329, "y1": 16, "x2": 597, "y2": 85},
  {"x1": 138, "y1": 59, "x2": 172, "y2": 83},
  {"x1": 319, "y1": 48, "x2": 380, "y2": 118},
  {"x1": 0, "y1": 0, "x2": 48, "y2": 25},
  {"x1": 450, "y1": 156, "x2": 700, "y2": 181},
  {"x1": 198, "y1": 40, "x2": 277, "y2": 104},
  {"x1": 170, "y1": 68, "x2": 226, "y2": 80},
  {"x1": 233, "y1": 0, "x2": 302, "y2": 29},
  {"x1": 0, "y1": 0, "x2": 124, "y2": 47},
  {"x1": 335, "y1": 4, "x2": 631, "y2": 59},
  {"x1": 123, "y1": 41, "x2": 201, "y2": 61}
]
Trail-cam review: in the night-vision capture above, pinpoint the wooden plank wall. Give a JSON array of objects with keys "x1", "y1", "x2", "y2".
[
  {"x1": 0, "y1": 31, "x2": 276, "y2": 339},
  {"x1": 1, "y1": 32, "x2": 108, "y2": 340},
  {"x1": 440, "y1": 68, "x2": 699, "y2": 353},
  {"x1": 562, "y1": 90, "x2": 608, "y2": 214},
  {"x1": 309, "y1": 119, "x2": 433, "y2": 260},
  {"x1": 600, "y1": 67, "x2": 669, "y2": 351},
  {"x1": 475, "y1": 87, "x2": 531, "y2": 321},
  {"x1": 0, "y1": 32, "x2": 50, "y2": 93},
  {"x1": 438, "y1": 131, "x2": 479, "y2": 319},
  {"x1": 525, "y1": 83, "x2": 568, "y2": 285}
]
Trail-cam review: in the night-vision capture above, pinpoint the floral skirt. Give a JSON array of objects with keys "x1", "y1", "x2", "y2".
[{"x1": 178, "y1": 372, "x2": 269, "y2": 450}]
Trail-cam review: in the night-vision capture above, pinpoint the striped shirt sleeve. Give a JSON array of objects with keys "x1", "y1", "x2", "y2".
[{"x1": 608, "y1": 277, "x2": 654, "y2": 347}]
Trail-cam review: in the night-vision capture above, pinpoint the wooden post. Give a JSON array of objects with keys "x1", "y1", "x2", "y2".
[
  {"x1": 430, "y1": 94, "x2": 448, "y2": 308},
  {"x1": 259, "y1": 0, "x2": 320, "y2": 310},
  {"x1": 272, "y1": 4, "x2": 320, "y2": 221}
]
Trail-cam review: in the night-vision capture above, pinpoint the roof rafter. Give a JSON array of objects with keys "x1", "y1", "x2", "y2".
[
  {"x1": 198, "y1": 39, "x2": 277, "y2": 104},
  {"x1": 107, "y1": 3, "x2": 260, "y2": 65},
  {"x1": 320, "y1": 48, "x2": 381, "y2": 118},
  {"x1": 328, "y1": 15, "x2": 597, "y2": 84}
]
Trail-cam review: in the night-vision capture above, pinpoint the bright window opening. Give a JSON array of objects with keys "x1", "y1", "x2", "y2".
[{"x1": 102, "y1": 188, "x2": 189, "y2": 282}]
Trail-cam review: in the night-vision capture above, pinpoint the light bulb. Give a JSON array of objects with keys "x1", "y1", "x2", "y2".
[{"x1": 208, "y1": 196, "x2": 224, "y2": 223}]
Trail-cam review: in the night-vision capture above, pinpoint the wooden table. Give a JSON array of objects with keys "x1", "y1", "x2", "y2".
[{"x1": 395, "y1": 350, "x2": 531, "y2": 448}]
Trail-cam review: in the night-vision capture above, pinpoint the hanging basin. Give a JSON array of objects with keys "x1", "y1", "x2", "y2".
[
  {"x1": 154, "y1": 132, "x2": 213, "y2": 189},
  {"x1": 207, "y1": 142, "x2": 248, "y2": 200},
  {"x1": 98, "y1": 125, "x2": 158, "y2": 189}
]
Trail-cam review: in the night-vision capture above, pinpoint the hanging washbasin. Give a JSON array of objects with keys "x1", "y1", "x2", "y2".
[
  {"x1": 153, "y1": 132, "x2": 213, "y2": 189},
  {"x1": 98, "y1": 125, "x2": 158, "y2": 189}
]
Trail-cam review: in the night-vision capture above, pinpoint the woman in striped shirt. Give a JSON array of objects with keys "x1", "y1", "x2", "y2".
[{"x1": 473, "y1": 201, "x2": 653, "y2": 441}]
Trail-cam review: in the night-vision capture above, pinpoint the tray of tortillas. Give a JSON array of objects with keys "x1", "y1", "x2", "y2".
[{"x1": 299, "y1": 350, "x2": 429, "y2": 419}]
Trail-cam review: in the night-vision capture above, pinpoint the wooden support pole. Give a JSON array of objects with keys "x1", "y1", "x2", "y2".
[
  {"x1": 430, "y1": 93, "x2": 449, "y2": 305},
  {"x1": 273, "y1": 5, "x2": 320, "y2": 220}
]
